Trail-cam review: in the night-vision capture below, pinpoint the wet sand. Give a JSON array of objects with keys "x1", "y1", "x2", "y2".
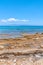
[{"x1": 0, "y1": 33, "x2": 43, "y2": 65}]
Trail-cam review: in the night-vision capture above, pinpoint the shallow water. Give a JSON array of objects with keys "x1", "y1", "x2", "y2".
[{"x1": 0, "y1": 26, "x2": 43, "y2": 39}]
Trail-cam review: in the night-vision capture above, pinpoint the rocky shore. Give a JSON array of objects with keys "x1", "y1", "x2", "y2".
[{"x1": 0, "y1": 33, "x2": 43, "y2": 65}]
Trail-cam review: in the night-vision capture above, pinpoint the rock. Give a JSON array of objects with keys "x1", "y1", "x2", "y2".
[
  {"x1": 0, "y1": 59, "x2": 16, "y2": 65},
  {"x1": 34, "y1": 59, "x2": 43, "y2": 65},
  {"x1": 40, "y1": 44, "x2": 43, "y2": 48},
  {"x1": 16, "y1": 57, "x2": 33, "y2": 65},
  {"x1": 0, "y1": 33, "x2": 43, "y2": 65}
]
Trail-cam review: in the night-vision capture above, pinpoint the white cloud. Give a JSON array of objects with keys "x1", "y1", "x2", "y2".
[
  {"x1": 7, "y1": 18, "x2": 17, "y2": 22},
  {"x1": 1, "y1": 18, "x2": 29, "y2": 22},
  {"x1": 17, "y1": 19, "x2": 29, "y2": 22},
  {"x1": 1, "y1": 19, "x2": 7, "y2": 22}
]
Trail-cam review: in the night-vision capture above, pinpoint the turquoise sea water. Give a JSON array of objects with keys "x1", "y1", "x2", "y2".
[{"x1": 0, "y1": 26, "x2": 43, "y2": 39}]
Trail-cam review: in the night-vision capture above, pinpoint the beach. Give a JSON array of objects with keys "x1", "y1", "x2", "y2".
[
  {"x1": 0, "y1": 26, "x2": 43, "y2": 65},
  {"x1": 0, "y1": 33, "x2": 43, "y2": 65},
  {"x1": 0, "y1": 0, "x2": 43, "y2": 64}
]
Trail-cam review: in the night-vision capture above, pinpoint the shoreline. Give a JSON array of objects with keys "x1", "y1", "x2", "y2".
[
  {"x1": 0, "y1": 33, "x2": 43, "y2": 54},
  {"x1": 0, "y1": 33, "x2": 43, "y2": 65},
  {"x1": 0, "y1": 32, "x2": 42, "y2": 39}
]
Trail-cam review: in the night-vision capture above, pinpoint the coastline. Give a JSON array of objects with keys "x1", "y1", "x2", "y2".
[{"x1": 0, "y1": 33, "x2": 43, "y2": 64}]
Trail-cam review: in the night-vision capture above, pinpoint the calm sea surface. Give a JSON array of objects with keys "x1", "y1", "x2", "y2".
[{"x1": 0, "y1": 26, "x2": 43, "y2": 39}]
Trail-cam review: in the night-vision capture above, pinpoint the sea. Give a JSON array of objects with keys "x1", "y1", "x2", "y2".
[{"x1": 0, "y1": 26, "x2": 43, "y2": 39}]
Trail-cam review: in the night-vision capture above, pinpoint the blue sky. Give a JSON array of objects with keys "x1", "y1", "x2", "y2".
[{"x1": 0, "y1": 0, "x2": 43, "y2": 25}]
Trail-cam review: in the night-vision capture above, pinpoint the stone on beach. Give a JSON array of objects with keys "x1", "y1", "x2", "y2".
[
  {"x1": 34, "y1": 59, "x2": 43, "y2": 65},
  {"x1": 0, "y1": 33, "x2": 43, "y2": 65}
]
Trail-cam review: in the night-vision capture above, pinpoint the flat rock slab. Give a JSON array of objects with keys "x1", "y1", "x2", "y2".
[{"x1": 0, "y1": 33, "x2": 43, "y2": 65}]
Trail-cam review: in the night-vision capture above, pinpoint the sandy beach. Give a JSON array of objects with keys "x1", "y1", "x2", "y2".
[{"x1": 0, "y1": 33, "x2": 43, "y2": 65}]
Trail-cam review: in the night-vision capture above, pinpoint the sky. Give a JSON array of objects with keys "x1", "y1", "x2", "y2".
[{"x1": 0, "y1": 0, "x2": 43, "y2": 26}]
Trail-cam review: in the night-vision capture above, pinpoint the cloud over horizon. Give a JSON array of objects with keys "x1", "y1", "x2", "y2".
[{"x1": 1, "y1": 18, "x2": 29, "y2": 22}]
